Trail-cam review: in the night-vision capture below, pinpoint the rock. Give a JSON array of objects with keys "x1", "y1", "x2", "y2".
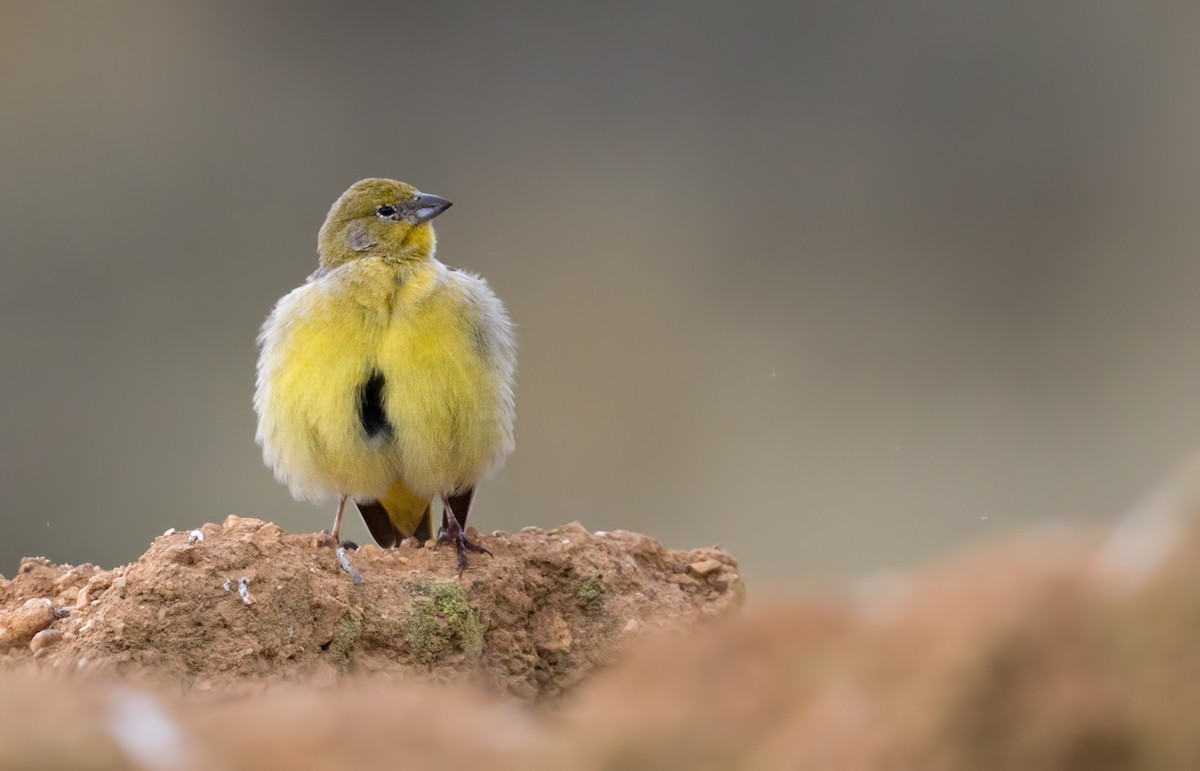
[
  {"x1": 0, "y1": 599, "x2": 56, "y2": 651},
  {"x1": 686, "y1": 559, "x2": 723, "y2": 578},
  {"x1": 28, "y1": 628, "x2": 61, "y2": 654}
]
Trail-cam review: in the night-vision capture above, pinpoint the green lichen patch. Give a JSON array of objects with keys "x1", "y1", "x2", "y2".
[
  {"x1": 577, "y1": 573, "x2": 604, "y2": 605},
  {"x1": 320, "y1": 609, "x2": 363, "y2": 668},
  {"x1": 401, "y1": 580, "x2": 483, "y2": 666}
]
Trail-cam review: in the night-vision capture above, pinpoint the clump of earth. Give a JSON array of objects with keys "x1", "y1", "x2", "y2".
[{"x1": 0, "y1": 516, "x2": 742, "y2": 698}]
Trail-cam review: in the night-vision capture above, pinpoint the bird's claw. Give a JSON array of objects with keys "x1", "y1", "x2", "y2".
[{"x1": 437, "y1": 526, "x2": 492, "y2": 574}]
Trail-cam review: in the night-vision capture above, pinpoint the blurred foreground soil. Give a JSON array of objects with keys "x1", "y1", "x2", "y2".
[{"x1": 2, "y1": 482, "x2": 1200, "y2": 770}]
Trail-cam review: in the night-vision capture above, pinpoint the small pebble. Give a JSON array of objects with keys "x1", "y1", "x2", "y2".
[
  {"x1": 687, "y1": 559, "x2": 723, "y2": 578},
  {"x1": 401, "y1": 537, "x2": 420, "y2": 548},
  {"x1": 29, "y1": 628, "x2": 62, "y2": 653},
  {"x1": 162, "y1": 528, "x2": 176, "y2": 537},
  {"x1": 188, "y1": 529, "x2": 204, "y2": 544},
  {"x1": 222, "y1": 579, "x2": 231, "y2": 592},
  {"x1": 622, "y1": 619, "x2": 640, "y2": 633}
]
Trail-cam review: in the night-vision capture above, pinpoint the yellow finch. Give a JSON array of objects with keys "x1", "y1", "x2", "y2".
[{"x1": 254, "y1": 178, "x2": 516, "y2": 570}]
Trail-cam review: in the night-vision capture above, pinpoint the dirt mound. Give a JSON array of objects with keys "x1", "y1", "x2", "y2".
[
  {"x1": 6, "y1": 470, "x2": 1200, "y2": 770},
  {"x1": 3, "y1": 513, "x2": 1200, "y2": 770},
  {"x1": 0, "y1": 516, "x2": 742, "y2": 697}
]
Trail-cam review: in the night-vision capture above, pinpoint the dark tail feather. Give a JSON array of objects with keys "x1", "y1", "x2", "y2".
[{"x1": 444, "y1": 487, "x2": 476, "y2": 532}]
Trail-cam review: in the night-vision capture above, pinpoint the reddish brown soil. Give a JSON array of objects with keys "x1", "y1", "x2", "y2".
[
  {"x1": 3, "y1": 502, "x2": 1199, "y2": 770},
  {"x1": 0, "y1": 516, "x2": 742, "y2": 698}
]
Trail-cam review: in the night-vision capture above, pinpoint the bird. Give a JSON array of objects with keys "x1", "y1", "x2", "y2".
[{"x1": 254, "y1": 178, "x2": 516, "y2": 571}]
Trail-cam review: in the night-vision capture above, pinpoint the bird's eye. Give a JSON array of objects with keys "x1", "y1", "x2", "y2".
[{"x1": 376, "y1": 205, "x2": 397, "y2": 218}]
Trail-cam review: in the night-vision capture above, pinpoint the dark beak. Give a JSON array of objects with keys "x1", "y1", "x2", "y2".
[{"x1": 408, "y1": 192, "x2": 453, "y2": 224}]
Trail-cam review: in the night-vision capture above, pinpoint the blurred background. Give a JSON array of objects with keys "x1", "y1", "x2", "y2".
[{"x1": 1, "y1": 2, "x2": 1198, "y2": 581}]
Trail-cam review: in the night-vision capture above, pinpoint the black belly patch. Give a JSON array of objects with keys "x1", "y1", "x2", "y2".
[{"x1": 357, "y1": 370, "x2": 393, "y2": 439}]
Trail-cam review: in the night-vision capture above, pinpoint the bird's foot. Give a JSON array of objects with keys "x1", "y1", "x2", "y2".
[
  {"x1": 315, "y1": 530, "x2": 358, "y2": 550},
  {"x1": 437, "y1": 523, "x2": 492, "y2": 574}
]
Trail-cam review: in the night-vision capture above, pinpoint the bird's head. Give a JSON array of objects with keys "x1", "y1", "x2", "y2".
[{"x1": 317, "y1": 178, "x2": 453, "y2": 269}]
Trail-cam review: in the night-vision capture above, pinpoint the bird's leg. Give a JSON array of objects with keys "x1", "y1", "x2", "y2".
[
  {"x1": 437, "y1": 497, "x2": 491, "y2": 573},
  {"x1": 323, "y1": 495, "x2": 347, "y2": 545}
]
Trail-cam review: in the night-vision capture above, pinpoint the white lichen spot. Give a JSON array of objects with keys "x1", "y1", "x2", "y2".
[
  {"x1": 336, "y1": 546, "x2": 364, "y2": 584},
  {"x1": 237, "y1": 577, "x2": 252, "y2": 606}
]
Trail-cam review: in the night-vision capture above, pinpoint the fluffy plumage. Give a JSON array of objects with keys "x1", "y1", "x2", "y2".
[{"x1": 254, "y1": 178, "x2": 516, "y2": 566}]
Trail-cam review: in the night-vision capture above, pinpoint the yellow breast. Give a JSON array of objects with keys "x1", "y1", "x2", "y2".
[{"x1": 255, "y1": 258, "x2": 514, "y2": 503}]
